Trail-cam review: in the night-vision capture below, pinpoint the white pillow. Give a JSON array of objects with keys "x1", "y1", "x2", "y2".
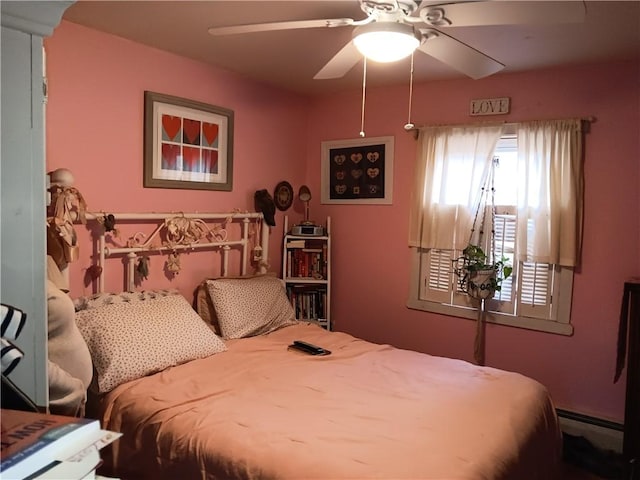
[
  {"x1": 206, "y1": 275, "x2": 297, "y2": 339},
  {"x1": 75, "y1": 294, "x2": 226, "y2": 393}
]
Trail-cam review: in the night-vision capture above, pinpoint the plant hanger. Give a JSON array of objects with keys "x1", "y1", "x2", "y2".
[{"x1": 453, "y1": 158, "x2": 511, "y2": 365}]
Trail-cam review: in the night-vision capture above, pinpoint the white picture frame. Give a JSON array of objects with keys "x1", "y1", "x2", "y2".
[{"x1": 143, "y1": 91, "x2": 234, "y2": 191}]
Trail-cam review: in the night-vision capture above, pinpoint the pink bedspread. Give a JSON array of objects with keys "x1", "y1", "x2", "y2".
[{"x1": 96, "y1": 323, "x2": 561, "y2": 479}]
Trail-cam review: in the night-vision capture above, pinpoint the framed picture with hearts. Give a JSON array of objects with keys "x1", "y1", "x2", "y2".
[
  {"x1": 320, "y1": 136, "x2": 394, "y2": 204},
  {"x1": 144, "y1": 91, "x2": 234, "y2": 191}
]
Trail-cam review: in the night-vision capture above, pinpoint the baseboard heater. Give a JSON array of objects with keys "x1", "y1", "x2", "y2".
[{"x1": 557, "y1": 408, "x2": 624, "y2": 454}]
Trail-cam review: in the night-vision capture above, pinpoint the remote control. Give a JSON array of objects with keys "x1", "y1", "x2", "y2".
[{"x1": 289, "y1": 340, "x2": 331, "y2": 356}]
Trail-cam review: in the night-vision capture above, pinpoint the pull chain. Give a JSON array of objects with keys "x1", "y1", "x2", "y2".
[
  {"x1": 404, "y1": 53, "x2": 415, "y2": 130},
  {"x1": 359, "y1": 56, "x2": 367, "y2": 138}
]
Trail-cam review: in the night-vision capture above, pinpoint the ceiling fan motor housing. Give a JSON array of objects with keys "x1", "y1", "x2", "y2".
[{"x1": 360, "y1": 0, "x2": 419, "y2": 17}]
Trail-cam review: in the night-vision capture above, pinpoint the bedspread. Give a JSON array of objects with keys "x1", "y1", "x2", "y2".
[{"x1": 96, "y1": 323, "x2": 561, "y2": 479}]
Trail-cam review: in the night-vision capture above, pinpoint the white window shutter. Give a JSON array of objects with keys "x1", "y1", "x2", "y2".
[
  {"x1": 517, "y1": 262, "x2": 552, "y2": 319},
  {"x1": 487, "y1": 212, "x2": 516, "y2": 313},
  {"x1": 420, "y1": 249, "x2": 453, "y2": 304}
]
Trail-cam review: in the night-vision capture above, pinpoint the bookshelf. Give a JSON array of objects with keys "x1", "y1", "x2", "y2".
[{"x1": 282, "y1": 216, "x2": 331, "y2": 330}]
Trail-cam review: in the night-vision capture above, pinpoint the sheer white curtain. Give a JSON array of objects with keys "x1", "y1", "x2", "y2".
[
  {"x1": 516, "y1": 119, "x2": 584, "y2": 266},
  {"x1": 409, "y1": 124, "x2": 504, "y2": 250}
]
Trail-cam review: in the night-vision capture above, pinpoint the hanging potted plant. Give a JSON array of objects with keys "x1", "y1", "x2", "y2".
[
  {"x1": 454, "y1": 244, "x2": 512, "y2": 300},
  {"x1": 454, "y1": 242, "x2": 512, "y2": 366}
]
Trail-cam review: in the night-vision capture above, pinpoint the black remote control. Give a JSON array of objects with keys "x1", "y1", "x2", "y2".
[{"x1": 289, "y1": 340, "x2": 331, "y2": 356}]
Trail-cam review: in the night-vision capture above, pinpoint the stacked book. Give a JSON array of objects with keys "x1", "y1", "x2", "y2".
[
  {"x1": 285, "y1": 240, "x2": 327, "y2": 279},
  {"x1": 1, "y1": 409, "x2": 121, "y2": 480},
  {"x1": 286, "y1": 286, "x2": 327, "y2": 321}
]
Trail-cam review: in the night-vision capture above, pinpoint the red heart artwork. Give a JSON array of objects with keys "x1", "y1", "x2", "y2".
[
  {"x1": 161, "y1": 143, "x2": 180, "y2": 170},
  {"x1": 202, "y1": 149, "x2": 219, "y2": 174},
  {"x1": 182, "y1": 146, "x2": 201, "y2": 172},
  {"x1": 183, "y1": 118, "x2": 201, "y2": 145},
  {"x1": 162, "y1": 115, "x2": 181, "y2": 142},
  {"x1": 202, "y1": 123, "x2": 219, "y2": 147}
]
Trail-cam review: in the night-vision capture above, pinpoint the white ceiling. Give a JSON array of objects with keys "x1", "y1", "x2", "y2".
[{"x1": 62, "y1": 1, "x2": 640, "y2": 96}]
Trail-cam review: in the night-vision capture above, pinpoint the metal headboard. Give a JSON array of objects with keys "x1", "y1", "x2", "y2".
[{"x1": 83, "y1": 211, "x2": 269, "y2": 293}]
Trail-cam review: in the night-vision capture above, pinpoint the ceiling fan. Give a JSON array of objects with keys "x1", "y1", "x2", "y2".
[{"x1": 208, "y1": 0, "x2": 586, "y2": 81}]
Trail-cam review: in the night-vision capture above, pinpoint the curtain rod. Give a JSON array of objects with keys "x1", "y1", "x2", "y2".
[{"x1": 405, "y1": 116, "x2": 596, "y2": 139}]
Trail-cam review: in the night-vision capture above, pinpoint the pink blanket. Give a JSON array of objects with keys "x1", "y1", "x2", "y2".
[{"x1": 97, "y1": 323, "x2": 561, "y2": 479}]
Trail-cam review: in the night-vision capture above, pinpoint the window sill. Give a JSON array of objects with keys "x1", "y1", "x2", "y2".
[{"x1": 406, "y1": 298, "x2": 574, "y2": 336}]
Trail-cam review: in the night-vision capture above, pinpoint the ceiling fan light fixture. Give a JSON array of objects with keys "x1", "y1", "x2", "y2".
[{"x1": 353, "y1": 22, "x2": 419, "y2": 63}]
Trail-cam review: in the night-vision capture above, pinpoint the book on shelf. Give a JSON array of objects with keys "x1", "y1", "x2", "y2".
[
  {"x1": 286, "y1": 248, "x2": 325, "y2": 279},
  {"x1": 286, "y1": 240, "x2": 306, "y2": 248},
  {"x1": 287, "y1": 286, "x2": 327, "y2": 320},
  {"x1": 287, "y1": 238, "x2": 325, "y2": 250},
  {"x1": 0, "y1": 409, "x2": 121, "y2": 480}
]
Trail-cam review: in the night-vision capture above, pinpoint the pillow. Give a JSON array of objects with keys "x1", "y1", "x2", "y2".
[
  {"x1": 195, "y1": 273, "x2": 278, "y2": 335},
  {"x1": 205, "y1": 275, "x2": 297, "y2": 339},
  {"x1": 75, "y1": 294, "x2": 226, "y2": 393},
  {"x1": 74, "y1": 289, "x2": 181, "y2": 312}
]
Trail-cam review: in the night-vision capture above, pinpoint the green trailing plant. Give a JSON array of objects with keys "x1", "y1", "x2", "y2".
[{"x1": 454, "y1": 244, "x2": 512, "y2": 298}]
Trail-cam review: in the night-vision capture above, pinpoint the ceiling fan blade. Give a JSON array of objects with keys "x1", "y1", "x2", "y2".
[
  {"x1": 418, "y1": 29, "x2": 504, "y2": 79},
  {"x1": 419, "y1": 1, "x2": 586, "y2": 28},
  {"x1": 314, "y1": 42, "x2": 362, "y2": 80},
  {"x1": 208, "y1": 18, "x2": 354, "y2": 36}
]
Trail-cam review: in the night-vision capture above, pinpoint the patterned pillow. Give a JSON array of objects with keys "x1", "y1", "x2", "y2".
[
  {"x1": 195, "y1": 273, "x2": 280, "y2": 335},
  {"x1": 75, "y1": 294, "x2": 226, "y2": 393},
  {"x1": 74, "y1": 289, "x2": 180, "y2": 312},
  {"x1": 205, "y1": 275, "x2": 297, "y2": 339}
]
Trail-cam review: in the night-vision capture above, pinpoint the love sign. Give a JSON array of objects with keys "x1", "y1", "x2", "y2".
[{"x1": 469, "y1": 97, "x2": 510, "y2": 116}]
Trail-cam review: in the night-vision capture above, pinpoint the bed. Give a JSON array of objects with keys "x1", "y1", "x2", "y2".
[{"x1": 72, "y1": 211, "x2": 562, "y2": 480}]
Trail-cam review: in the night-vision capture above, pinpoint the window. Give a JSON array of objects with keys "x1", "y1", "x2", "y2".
[{"x1": 407, "y1": 121, "x2": 585, "y2": 336}]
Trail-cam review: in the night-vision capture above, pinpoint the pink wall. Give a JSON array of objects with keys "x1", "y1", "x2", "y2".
[
  {"x1": 45, "y1": 21, "x2": 309, "y2": 298},
  {"x1": 46, "y1": 20, "x2": 639, "y2": 422},
  {"x1": 307, "y1": 60, "x2": 640, "y2": 422}
]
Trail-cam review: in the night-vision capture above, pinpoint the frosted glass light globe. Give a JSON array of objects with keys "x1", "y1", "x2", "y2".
[{"x1": 353, "y1": 22, "x2": 419, "y2": 63}]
